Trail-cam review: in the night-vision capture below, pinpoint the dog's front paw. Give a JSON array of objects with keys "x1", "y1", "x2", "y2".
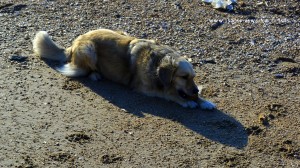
[
  {"x1": 200, "y1": 100, "x2": 216, "y2": 110},
  {"x1": 182, "y1": 101, "x2": 198, "y2": 108}
]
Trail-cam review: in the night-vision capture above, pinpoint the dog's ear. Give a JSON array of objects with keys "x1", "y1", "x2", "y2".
[{"x1": 158, "y1": 64, "x2": 176, "y2": 87}]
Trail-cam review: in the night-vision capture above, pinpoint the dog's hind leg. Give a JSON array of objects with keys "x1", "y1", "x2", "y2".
[
  {"x1": 58, "y1": 41, "x2": 101, "y2": 79},
  {"x1": 75, "y1": 42, "x2": 103, "y2": 80}
]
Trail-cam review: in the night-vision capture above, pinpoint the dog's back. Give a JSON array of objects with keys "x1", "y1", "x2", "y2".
[
  {"x1": 72, "y1": 29, "x2": 136, "y2": 85},
  {"x1": 33, "y1": 29, "x2": 137, "y2": 84}
]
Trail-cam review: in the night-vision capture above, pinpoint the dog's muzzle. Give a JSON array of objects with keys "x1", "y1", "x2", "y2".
[{"x1": 178, "y1": 89, "x2": 199, "y2": 101}]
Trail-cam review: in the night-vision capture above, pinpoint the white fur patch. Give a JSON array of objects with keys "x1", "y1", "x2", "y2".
[
  {"x1": 197, "y1": 85, "x2": 203, "y2": 95},
  {"x1": 56, "y1": 63, "x2": 87, "y2": 77},
  {"x1": 200, "y1": 100, "x2": 216, "y2": 110},
  {"x1": 33, "y1": 31, "x2": 66, "y2": 62}
]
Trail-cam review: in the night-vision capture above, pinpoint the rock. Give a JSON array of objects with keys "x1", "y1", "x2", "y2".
[
  {"x1": 9, "y1": 55, "x2": 27, "y2": 62},
  {"x1": 202, "y1": 59, "x2": 216, "y2": 64},
  {"x1": 115, "y1": 14, "x2": 121, "y2": 18},
  {"x1": 173, "y1": 2, "x2": 183, "y2": 10},
  {"x1": 268, "y1": 104, "x2": 282, "y2": 111},
  {"x1": 141, "y1": 32, "x2": 148, "y2": 38},
  {"x1": 274, "y1": 74, "x2": 284, "y2": 79},
  {"x1": 211, "y1": 21, "x2": 224, "y2": 30}
]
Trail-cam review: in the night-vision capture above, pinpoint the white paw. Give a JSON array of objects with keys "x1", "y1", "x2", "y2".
[
  {"x1": 182, "y1": 101, "x2": 198, "y2": 108},
  {"x1": 89, "y1": 72, "x2": 102, "y2": 81},
  {"x1": 200, "y1": 100, "x2": 216, "y2": 110}
]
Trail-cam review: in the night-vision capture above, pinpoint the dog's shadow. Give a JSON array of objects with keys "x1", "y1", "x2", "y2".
[{"x1": 77, "y1": 78, "x2": 248, "y2": 149}]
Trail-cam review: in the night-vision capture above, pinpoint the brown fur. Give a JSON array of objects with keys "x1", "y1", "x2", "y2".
[{"x1": 33, "y1": 29, "x2": 216, "y2": 109}]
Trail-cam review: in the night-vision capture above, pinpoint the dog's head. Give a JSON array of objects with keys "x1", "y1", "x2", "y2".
[{"x1": 158, "y1": 54, "x2": 199, "y2": 101}]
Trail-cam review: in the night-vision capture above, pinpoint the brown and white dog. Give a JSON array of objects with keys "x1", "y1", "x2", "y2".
[{"x1": 33, "y1": 29, "x2": 216, "y2": 109}]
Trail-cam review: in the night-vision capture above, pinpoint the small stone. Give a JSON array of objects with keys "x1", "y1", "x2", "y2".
[
  {"x1": 274, "y1": 74, "x2": 284, "y2": 79},
  {"x1": 174, "y1": 2, "x2": 183, "y2": 10},
  {"x1": 256, "y1": 2, "x2": 264, "y2": 6},
  {"x1": 141, "y1": 33, "x2": 147, "y2": 38},
  {"x1": 203, "y1": 59, "x2": 216, "y2": 64},
  {"x1": 211, "y1": 21, "x2": 224, "y2": 30},
  {"x1": 9, "y1": 55, "x2": 27, "y2": 62},
  {"x1": 250, "y1": 39, "x2": 256, "y2": 45},
  {"x1": 268, "y1": 104, "x2": 282, "y2": 111}
]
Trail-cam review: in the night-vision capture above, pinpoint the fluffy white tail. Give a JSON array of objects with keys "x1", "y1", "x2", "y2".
[
  {"x1": 33, "y1": 31, "x2": 66, "y2": 62},
  {"x1": 33, "y1": 31, "x2": 88, "y2": 77}
]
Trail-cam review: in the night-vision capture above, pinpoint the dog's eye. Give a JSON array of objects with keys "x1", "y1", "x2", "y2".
[{"x1": 181, "y1": 75, "x2": 189, "y2": 79}]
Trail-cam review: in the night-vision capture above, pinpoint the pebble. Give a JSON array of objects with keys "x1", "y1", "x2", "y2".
[
  {"x1": 274, "y1": 74, "x2": 284, "y2": 79},
  {"x1": 9, "y1": 55, "x2": 27, "y2": 62},
  {"x1": 141, "y1": 33, "x2": 148, "y2": 38},
  {"x1": 211, "y1": 21, "x2": 224, "y2": 30},
  {"x1": 173, "y1": 2, "x2": 183, "y2": 10},
  {"x1": 202, "y1": 59, "x2": 216, "y2": 64},
  {"x1": 250, "y1": 39, "x2": 256, "y2": 46}
]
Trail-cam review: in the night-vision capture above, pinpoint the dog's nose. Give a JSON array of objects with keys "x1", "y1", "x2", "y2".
[{"x1": 192, "y1": 87, "x2": 199, "y2": 94}]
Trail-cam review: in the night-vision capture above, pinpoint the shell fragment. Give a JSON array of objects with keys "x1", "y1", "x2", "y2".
[{"x1": 203, "y1": 0, "x2": 237, "y2": 10}]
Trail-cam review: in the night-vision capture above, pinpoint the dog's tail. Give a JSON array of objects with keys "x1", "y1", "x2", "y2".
[
  {"x1": 33, "y1": 31, "x2": 67, "y2": 62},
  {"x1": 33, "y1": 31, "x2": 88, "y2": 77}
]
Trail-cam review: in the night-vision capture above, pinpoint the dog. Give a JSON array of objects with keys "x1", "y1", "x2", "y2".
[{"x1": 33, "y1": 29, "x2": 216, "y2": 109}]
